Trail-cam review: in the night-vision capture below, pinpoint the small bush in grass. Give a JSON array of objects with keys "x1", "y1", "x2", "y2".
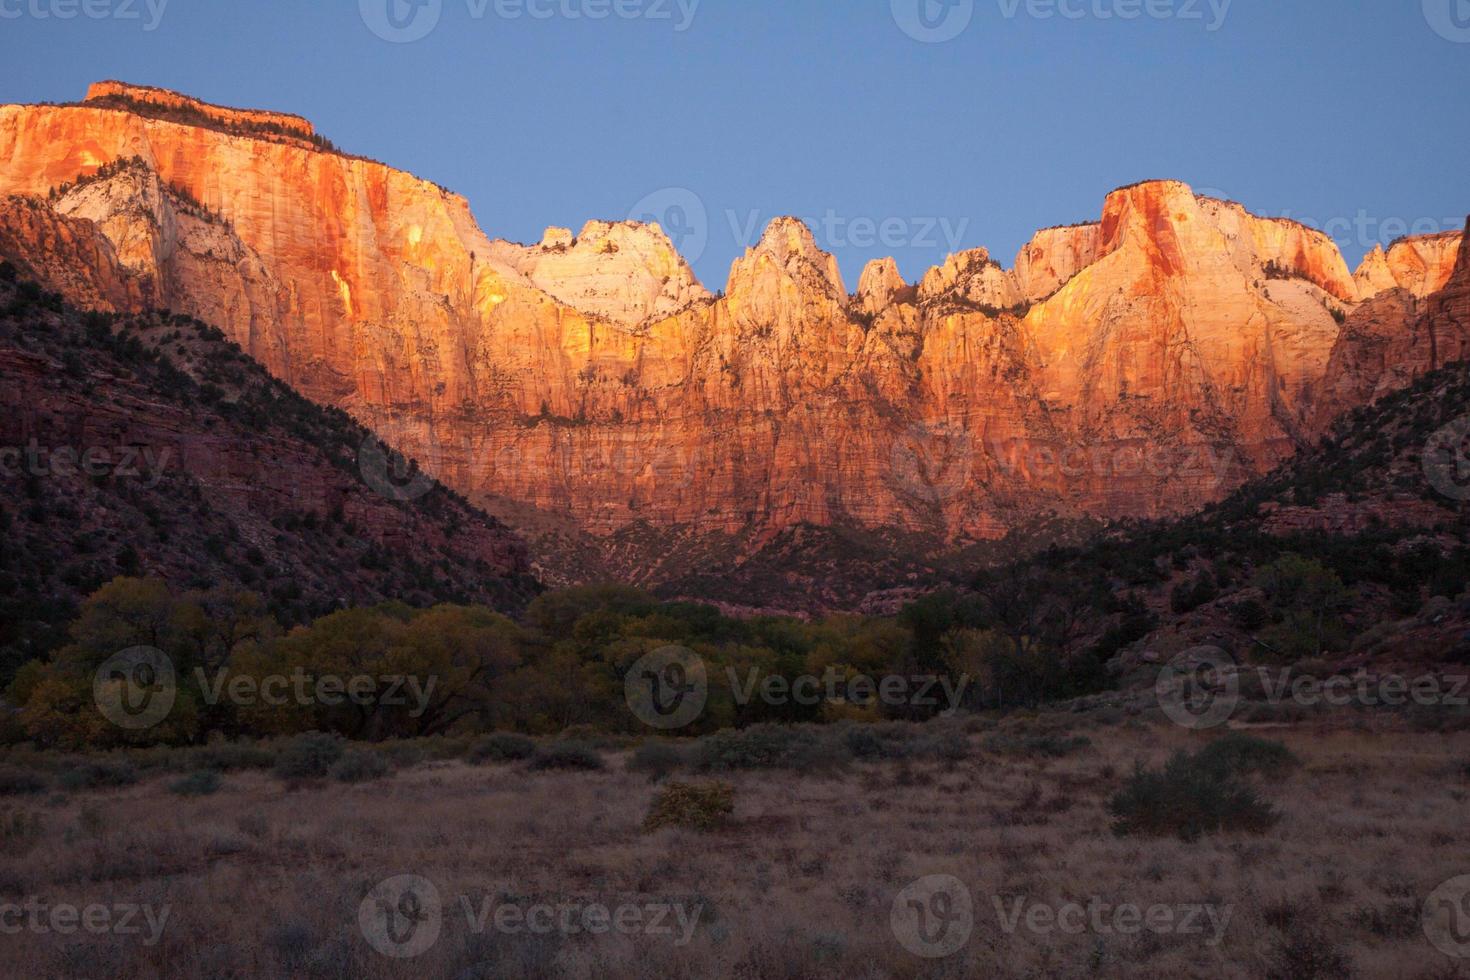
[
  {"x1": 1264, "y1": 927, "x2": 1354, "y2": 980},
  {"x1": 528, "y1": 742, "x2": 605, "y2": 772},
  {"x1": 628, "y1": 741, "x2": 692, "y2": 781},
  {"x1": 842, "y1": 723, "x2": 925, "y2": 761},
  {"x1": 695, "y1": 724, "x2": 845, "y2": 771},
  {"x1": 468, "y1": 733, "x2": 536, "y2": 764},
  {"x1": 1195, "y1": 733, "x2": 1298, "y2": 779},
  {"x1": 644, "y1": 781, "x2": 735, "y2": 832},
  {"x1": 0, "y1": 809, "x2": 44, "y2": 855},
  {"x1": 193, "y1": 741, "x2": 276, "y2": 772},
  {"x1": 0, "y1": 766, "x2": 46, "y2": 796},
  {"x1": 331, "y1": 749, "x2": 389, "y2": 784},
  {"x1": 272, "y1": 733, "x2": 344, "y2": 781},
  {"x1": 1109, "y1": 752, "x2": 1279, "y2": 841},
  {"x1": 58, "y1": 760, "x2": 138, "y2": 791},
  {"x1": 168, "y1": 771, "x2": 222, "y2": 796},
  {"x1": 377, "y1": 742, "x2": 427, "y2": 769}
]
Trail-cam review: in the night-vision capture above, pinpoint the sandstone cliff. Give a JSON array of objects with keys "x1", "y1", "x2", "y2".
[
  {"x1": 0, "y1": 84, "x2": 1464, "y2": 601},
  {"x1": 1314, "y1": 220, "x2": 1470, "y2": 430}
]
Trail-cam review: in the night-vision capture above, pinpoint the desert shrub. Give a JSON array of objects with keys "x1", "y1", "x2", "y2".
[
  {"x1": 0, "y1": 766, "x2": 46, "y2": 796},
  {"x1": 983, "y1": 733, "x2": 1091, "y2": 758},
  {"x1": 628, "y1": 741, "x2": 692, "y2": 781},
  {"x1": 0, "y1": 809, "x2": 43, "y2": 855},
  {"x1": 555, "y1": 725, "x2": 626, "y2": 750},
  {"x1": 644, "y1": 781, "x2": 735, "y2": 832},
  {"x1": 192, "y1": 741, "x2": 276, "y2": 772},
  {"x1": 1231, "y1": 597, "x2": 1270, "y2": 630},
  {"x1": 695, "y1": 724, "x2": 845, "y2": 771},
  {"x1": 376, "y1": 741, "x2": 428, "y2": 769},
  {"x1": 58, "y1": 760, "x2": 139, "y2": 791},
  {"x1": 468, "y1": 733, "x2": 537, "y2": 764},
  {"x1": 1109, "y1": 752, "x2": 1279, "y2": 841},
  {"x1": 1195, "y1": 733, "x2": 1298, "y2": 779},
  {"x1": 1170, "y1": 573, "x2": 1218, "y2": 613},
  {"x1": 1264, "y1": 926, "x2": 1354, "y2": 979},
  {"x1": 272, "y1": 732, "x2": 344, "y2": 781},
  {"x1": 930, "y1": 732, "x2": 972, "y2": 763},
  {"x1": 168, "y1": 771, "x2": 222, "y2": 796},
  {"x1": 1350, "y1": 901, "x2": 1420, "y2": 939},
  {"x1": 841, "y1": 723, "x2": 932, "y2": 761},
  {"x1": 331, "y1": 749, "x2": 389, "y2": 784},
  {"x1": 528, "y1": 742, "x2": 605, "y2": 772}
]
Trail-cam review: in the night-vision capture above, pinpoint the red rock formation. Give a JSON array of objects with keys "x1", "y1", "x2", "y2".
[
  {"x1": 1354, "y1": 232, "x2": 1464, "y2": 300},
  {"x1": 1314, "y1": 220, "x2": 1470, "y2": 430},
  {"x1": 0, "y1": 84, "x2": 1465, "y2": 588}
]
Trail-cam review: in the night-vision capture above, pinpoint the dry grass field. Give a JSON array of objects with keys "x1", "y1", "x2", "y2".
[{"x1": 0, "y1": 713, "x2": 1468, "y2": 979}]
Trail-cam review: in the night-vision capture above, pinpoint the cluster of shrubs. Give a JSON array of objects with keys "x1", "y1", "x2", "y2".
[
  {"x1": 627, "y1": 721, "x2": 982, "y2": 781},
  {"x1": 1109, "y1": 734, "x2": 1296, "y2": 841},
  {"x1": 271, "y1": 733, "x2": 389, "y2": 784}
]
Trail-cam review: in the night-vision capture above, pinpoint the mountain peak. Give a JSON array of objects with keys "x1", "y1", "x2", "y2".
[{"x1": 732, "y1": 216, "x2": 846, "y2": 298}]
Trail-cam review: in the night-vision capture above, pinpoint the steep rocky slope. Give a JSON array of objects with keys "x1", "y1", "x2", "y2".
[
  {"x1": 0, "y1": 82, "x2": 1463, "y2": 606},
  {"x1": 0, "y1": 268, "x2": 535, "y2": 666}
]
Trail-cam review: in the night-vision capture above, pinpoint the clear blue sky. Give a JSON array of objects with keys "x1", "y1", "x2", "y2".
[{"x1": 3, "y1": 0, "x2": 1467, "y2": 289}]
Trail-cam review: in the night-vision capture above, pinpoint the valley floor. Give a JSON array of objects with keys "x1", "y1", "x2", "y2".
[{"x1": 0, "y1": 716, "x2": 1466, "y2": 979}]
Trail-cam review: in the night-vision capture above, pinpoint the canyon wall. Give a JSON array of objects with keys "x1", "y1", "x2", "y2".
[{"x1": 0, "y1": 84, "x2": 1463, "y2": 587}]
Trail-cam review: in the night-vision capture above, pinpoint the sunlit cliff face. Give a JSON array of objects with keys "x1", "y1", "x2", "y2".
[{"x1": 0, "y1": 83, "x2": 1463, "y2": 562}]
